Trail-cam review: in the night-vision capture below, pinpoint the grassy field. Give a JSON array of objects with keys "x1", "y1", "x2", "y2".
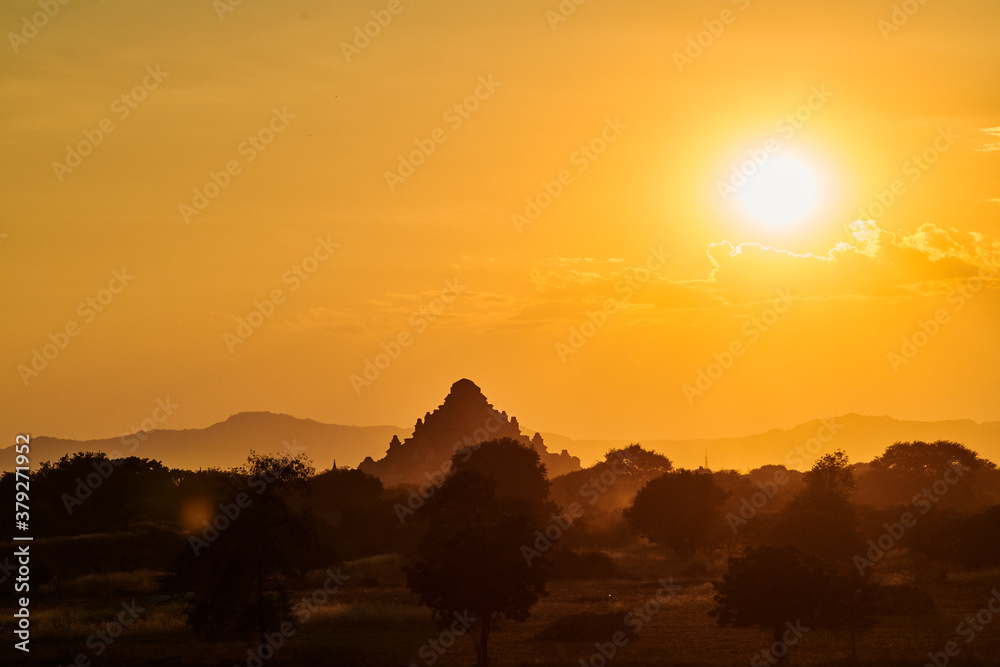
[{"x1": 4, "y1": 549, "x2": 1000, "y2": 666}]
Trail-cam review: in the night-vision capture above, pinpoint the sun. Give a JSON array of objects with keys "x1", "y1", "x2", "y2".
[{"x1": 737, "y1": 153, "x2": 823, "y2": 228}]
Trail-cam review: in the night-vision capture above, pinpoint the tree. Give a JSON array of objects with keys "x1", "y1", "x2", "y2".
[
  {"x1": 770, "y1": 451, "x2": 875, "y2": 661},
  {"x1": 858, "y1": 441, "x2": 996, "y2": 510},
  {"x1": 870, "y1": 441, "x2": 991, "y2": 477},
  {"x1": 604, "y1": 444, "x2": 672, "y2": 477},
  {"x1": 183, "y1": 452, "x2": 315, "y2": 650},
  {"x1": 310, "y1": 466, "x2": 390, "y2": 558},
  {"x1": 711, "y1": 546, "x2": 840, "y2": 663},
  {"x1": 404, "y1": 438, "x2": 554, "y2": 665},
  {"x1": 774, "y1": 450, "x2": 863, "y2": 563},
  {"x1": 452, "y1": 436, "x2": 550, "y2": 507},
  {"x1": 802, "y1": 450, "x2": 856, "y2": 500},
  {"x1": 623, "y1": 469, "x2": 727, "y2": 554},
  {"x1": 20, "y1": 452, "x2": 178, "y2": 535}
]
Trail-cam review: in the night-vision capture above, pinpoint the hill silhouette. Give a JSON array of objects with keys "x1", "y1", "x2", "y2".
[
  {"x1": 6, "y1": 407, "x2": 1000, "y2": 477},
  {"x1": 541, "y1": 414, "x2": 1000, "y2": 471},
  {"x1": 0, "y1": 412, "x2": 404, "y2": 473},
  {"x1": 359, "y1": 378, "x2": 582, "y2": 486}
]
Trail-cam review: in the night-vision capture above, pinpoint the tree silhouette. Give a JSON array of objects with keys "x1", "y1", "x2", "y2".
[
  {"x1": 711, "y1": 546, "x2": 840, "y2": 663},
  {"x1": 775, "y1": 450, "x2": 862, "y2": 563},
  {"x1": 858, "y1": 441, "x2": 995, "y2": 509},
  {"x1": 404, "y1": 441, "x2": 552, "y2": 665},
  {"x1": 21, "y1": 452, "x2": 178, "y2": 535},
  {"x1": 624, "y1": 469, "x2": 727, "y2": 554},
  {"x1": 183, "y1": 452, "x2": 315, "y2": 650},
  {"x1": 452, "y1": 436, "x2": 550, "y2": 507},
  {"x1": 604, "y1": 443, "x2": 672, "y2": 476}
]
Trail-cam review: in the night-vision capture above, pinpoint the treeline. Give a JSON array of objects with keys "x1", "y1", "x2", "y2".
[
  {"x1": 3, "y1": 439, "x2": 999, "y2": 569},
  {"x1": 3, "y1": 438, "x2": 999, "y2": 663}
]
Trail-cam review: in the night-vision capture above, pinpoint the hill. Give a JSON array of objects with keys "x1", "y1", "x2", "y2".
[
  {"x1": 6, "y1": 408, "x2": 998, "y2": 477},
  {"x1": 542, "y1": 414, "x2": 1000, "y2": 471},
  {"x1": 1, "y1": 412, "x2": 405, "y2": 473}
]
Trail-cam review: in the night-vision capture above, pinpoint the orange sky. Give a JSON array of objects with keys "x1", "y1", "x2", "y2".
[{"x1": 2, "y1": 0, "x2": 998, "y2": 444}]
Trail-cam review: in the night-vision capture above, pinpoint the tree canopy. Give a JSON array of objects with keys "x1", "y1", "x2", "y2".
[{"x1": 624, "y1": 470, "x2": 727, "y2": 554}]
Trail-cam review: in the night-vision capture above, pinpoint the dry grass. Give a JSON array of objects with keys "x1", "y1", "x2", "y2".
[
  {"x1": 342, "y1": 552, "x2": 408, "y2": 586},
  {"x1": 42, "y1": 569, "x2": 161, "y2": 597},
  {"x1": 4, "y1": 553, "x2": 1000, "y2": 665},
  {"x1": 309, "y1": 601, "x2": 431, "y2": 628}
]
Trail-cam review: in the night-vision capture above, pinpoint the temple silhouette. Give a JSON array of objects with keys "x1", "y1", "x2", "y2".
[{"x1": 359, "y1": 378, "x2": 580, "y2": 486}]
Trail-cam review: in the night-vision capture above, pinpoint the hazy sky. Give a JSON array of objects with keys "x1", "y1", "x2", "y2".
[{"x1": 2, "y1": 0, "x2": 998, "y2": 443}]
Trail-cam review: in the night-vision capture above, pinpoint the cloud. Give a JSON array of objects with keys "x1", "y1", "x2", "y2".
[
  {"x1": 697, "y1": 221, "x2": 999, "y2": 305},
  {"x1": 311, "y1": 222, "x2": 999, "y2": 337},
  {"x1": 976, "y1": 126, "x2": 1000, "y2": 152}
]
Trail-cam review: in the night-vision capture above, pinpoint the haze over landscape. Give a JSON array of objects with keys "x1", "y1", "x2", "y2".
[
  {"x1": 7, "y1": 379, "x2": 1000, "y2": 474},
  {"x1": 3, "y1": 1, "x2": 1000, "y2": 665}
]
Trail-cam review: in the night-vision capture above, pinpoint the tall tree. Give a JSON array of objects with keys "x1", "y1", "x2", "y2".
[
  {"x1": 404, "y1": 439, "x2": 552, "y2": 665},
  {"x1": 452, "y1": 436, "x2": 550, "y2": 507},
  {"x1": 183, "y1": 452, "x2": 315, "y2": 650},
  {"x1": 775, "y1": 450, "x2": 862, "y2": 563}
]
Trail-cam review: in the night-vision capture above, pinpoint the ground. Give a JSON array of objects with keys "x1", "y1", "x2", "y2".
[{"x1": 3, "y1": 548, "x2": 1000, "y2": 666}]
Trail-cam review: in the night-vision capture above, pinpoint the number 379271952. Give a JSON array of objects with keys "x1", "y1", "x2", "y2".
[{"x1": 15, "y1": 434, "x2": 30, "y2": 527}]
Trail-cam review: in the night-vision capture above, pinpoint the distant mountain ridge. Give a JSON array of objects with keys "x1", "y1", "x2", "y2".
[
  {"x1": 4, "y1": 408, "x2": 998, "y2": 476},
  {"x1": 541, "y1": 413, "x2": 1000, "y2": 471},
  {"x1": 1, "y1": 412, "x2": 406, "y2": 474}
]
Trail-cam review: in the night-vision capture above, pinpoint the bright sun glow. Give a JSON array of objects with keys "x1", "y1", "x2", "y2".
[{"x1": 738, "y1": 154, "x2": 822, "y2": 228}]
